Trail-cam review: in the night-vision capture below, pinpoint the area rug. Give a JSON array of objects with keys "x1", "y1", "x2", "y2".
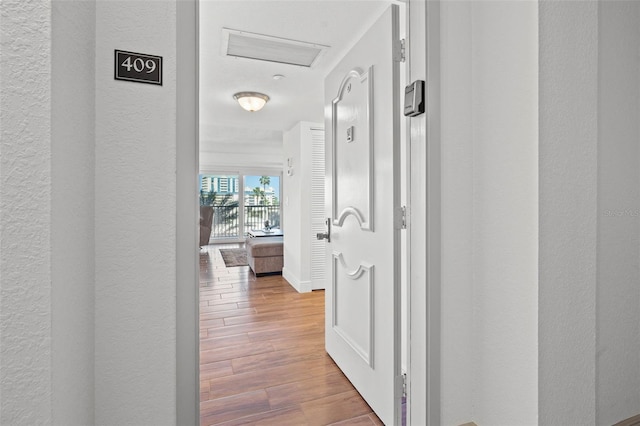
[{"x1": 219, "y1": 248, "x2": 248, "y2": 267}]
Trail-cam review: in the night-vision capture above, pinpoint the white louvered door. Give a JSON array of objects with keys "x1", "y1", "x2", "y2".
[{"x1": 310, "y1": 127, "x2": 326, "y2": 289}]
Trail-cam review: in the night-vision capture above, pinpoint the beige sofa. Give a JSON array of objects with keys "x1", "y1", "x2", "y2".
[{"x1": 245, "y1": 236, "x2": 283, "y2": 276}]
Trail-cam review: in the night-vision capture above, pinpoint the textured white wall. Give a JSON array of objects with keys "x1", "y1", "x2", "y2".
[
  {"x1": 94, "y1": 1, "x2": 177, "y2": 423},
  {"x1": 1, "y1": 1, "x2": 185, "y2": 424},
  {"x1": 0, "y1": 1, "x2": 54, "y2": 423},
  {"x1": 538, "y1": 3, "x2": 599, "y2": 424},
  {"x1": 51, "y1": 0, "x2": 96, "y2": 424},
  {"x1": 597, "y1": 2, "x2": 640, "y2": 424},
  {"x1": 440, "y1": 2, "x2": 474, "y2": 423},
  {"x1": 440, "y1": 1, "x2": 539, "y2": 424},
  {"x1": 539, "y1": 2, "x2": 640, "y2": 424},
  {"x1": 470, "y1": 3, "x2": 539, "y2": 424},
  {"x1": 439, "y1": 2, "x2": 640, "y2": 424}
]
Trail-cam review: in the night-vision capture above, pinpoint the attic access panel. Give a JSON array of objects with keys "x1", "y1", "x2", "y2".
[{"x1": 222, "y1": 28, "x2": 329, "y2": 68}]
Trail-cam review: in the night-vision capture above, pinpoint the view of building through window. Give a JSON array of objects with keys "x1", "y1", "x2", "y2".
[{"x1": 199, "y1": 174, "x2": 280, "y2": 241}]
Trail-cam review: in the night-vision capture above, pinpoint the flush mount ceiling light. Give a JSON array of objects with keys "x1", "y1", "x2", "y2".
[{"x1": 233, "y1": 92, "x2": 270, "y2": 112}]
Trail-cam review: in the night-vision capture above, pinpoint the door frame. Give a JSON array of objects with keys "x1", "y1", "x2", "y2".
[
  {"x1": 175, "y1": 1, "x2": 438, "y2": 424},
  {"x1": 177, "y1": 1, "x2": 199, "y2": 425},
  {"x1": 406, "y1": 1, "x2": 440, "y2": 425}
]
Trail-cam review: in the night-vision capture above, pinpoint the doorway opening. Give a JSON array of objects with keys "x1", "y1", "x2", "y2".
[{"x1": 196, "y1": 1, "x2": 410, "y2": 424}]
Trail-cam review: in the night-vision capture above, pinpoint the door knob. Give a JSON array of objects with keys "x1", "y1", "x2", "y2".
[{"x1": 316, "y1": 218, "x2": 331, "y2": 242}]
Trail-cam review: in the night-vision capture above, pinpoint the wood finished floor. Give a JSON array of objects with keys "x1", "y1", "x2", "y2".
[{"x1": 200, "y1": 244, "x2": 383, "y2": 426}]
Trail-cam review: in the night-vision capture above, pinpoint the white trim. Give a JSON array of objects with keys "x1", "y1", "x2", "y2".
[
  {"x1": 176, "y1": 0, "x2": 199, "y2": 424},
  {"x1": 198, "y1": 167, "x2": 282, "y2": 176},
  {"x1": 407, "y1": 0, "x2": 439, "y2": 425},
  {"x1": 282, "y1": 267, "x2": 312, "y2": 293},
  {"x1": 424, "y1": 2, "x2": 441, "y2": 423}
]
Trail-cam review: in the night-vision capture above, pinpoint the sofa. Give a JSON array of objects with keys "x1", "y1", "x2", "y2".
[{"x1": 245, "y1": 236, "x2": 284, "y2": 276}]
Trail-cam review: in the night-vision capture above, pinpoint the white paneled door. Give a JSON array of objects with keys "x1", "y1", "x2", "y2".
[{"x1": 321, "y1": 5, "x2": 402, "y2": 425}]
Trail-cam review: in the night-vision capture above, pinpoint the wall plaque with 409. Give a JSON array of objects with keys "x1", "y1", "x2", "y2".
[{"x1": 114, "y1": 50, "x2": 162, "y2": 86}]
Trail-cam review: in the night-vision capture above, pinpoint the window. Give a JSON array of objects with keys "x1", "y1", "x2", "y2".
[{"x1": 199, "y1": 173, "x2": 281, "y2": 243}]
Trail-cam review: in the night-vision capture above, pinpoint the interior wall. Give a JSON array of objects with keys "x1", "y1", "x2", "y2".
[
  {"x1": 1, "y1": 1, "x2": 187, "y2": 424},
  {"x1": 471, "y1": 3, "x2": 539, "y2": 423},
  {"x1": 282, "y1": 123, "x2": 307, "y2": 290},
  {"x1": 597, "y1": 1, "x2": 640, "y2": 423},
  {"x1": 94, "y1": 1, "x2": 177, "y2": 423},
  {"x1": 51, "y1": 0, "x2": 96, "y2": 424},
  {"x1": 538, "y1": 3, "x2": 599, "y2": 424},
  {"x1": 439, "y1": 2, "x2": 474, "y2": 423},
  {"x1": 539, "y1": 2, "x2": 640, "y2": 424},
  {"x1": 440, "y1": 1, "x2": 539, "y2": 424},
  {"x1": 199, "y1": 136, "x2": 284, "y2": 171},
  {"x1": 281, "y1": 122, "x2": 324, "y2": 292},
  {"x1": 0, "y1": 1, "x2": 54, "y2": 422}
]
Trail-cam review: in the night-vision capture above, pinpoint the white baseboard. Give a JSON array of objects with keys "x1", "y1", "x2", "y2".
[{"x1": 282, "y1": 267, "x2": 312, "y2": 293}]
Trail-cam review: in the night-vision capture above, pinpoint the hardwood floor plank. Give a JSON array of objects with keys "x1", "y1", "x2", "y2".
[
  {"x1": 205, "y1": 316, "x2": 312, "y2": 339},
  {"x1": 218, "y1": 289, "x2": 278, "y2": 299},
  {"x1": 200, "y1": 390, "x2": 271, "y2": 425},
  {"x1": 200, "y1": 307, "x2": 257, "y2": 321},
  {"x1": 200, "y1": 318, "x2": 225, "y2": 329},
  {"x1": 233, "y1": 279, "x2": 291, "y2": 290},
  {"x1": 200, "y1": 292, "x2": 224, "y2": 301},
  {"x1": 200, "y1": 302, "x2": 241, "y2": 313},
  {"x1": 328, "y1": 414, "x2": 377, "y2": 425},
  {"x1": 268, "y1": 332, "x2": 325, "y2": 351},
  {"x1": 216, "y1": 406, "x2": 308, "y2": 426},
  {"x1": 231, "y1": 343, "x2": 326, "y2": 374},
  {"x1": 218, "y1": 271, "x2": 255, "y2": 283},
  {"x1": 200, "y1": 360, "x2": 234, "y2": 380},
  {"x1": 207, "y1": 294, "x2": 265, "y2": 305},
  {"x1": 208, "y1": 357, "x2": 340, "y2": 400},
  {"x1": 369, "y1": 413, "x2": 385, "y2": 426},
  {"x1": 266, "y1": 372, "x2": 356, "y2": 410},
  {"x1": 200, "y1": 333, "x2": 251, "y2": 351},
  {"x1": 299, "y1": 390, "x2": 374, "y2": 426},
  {"x1": 200, "y1": 341, "x2": 274, "y2": 364},
  {"x1": 222, "y1": 310, "x2": 290, "y2": 327},
  {"x1": 246, "y1": 320, "x2": 324, "y2": 342},
  {"x1": 236, "y1": 298, "x2": 318, "y2": 310},
  {"x1": 201, "y1": 282, "x2": 235, "y2": 290}
]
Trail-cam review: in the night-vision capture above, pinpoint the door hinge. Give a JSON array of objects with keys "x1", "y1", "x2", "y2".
[
  {"x1": 396, "y1": 373, "x2": 407, "y2": 398},
  {"x1": 394, "y1": 38, "x2": 406, "y2": 63},
  {"x1": 395, "y1": 206, "x2": 407, "y2": 230}
]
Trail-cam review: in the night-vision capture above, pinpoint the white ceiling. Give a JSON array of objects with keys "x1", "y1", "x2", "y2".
[{"x1": 198, "y1": 0, "x2": 391, "y2": 157}]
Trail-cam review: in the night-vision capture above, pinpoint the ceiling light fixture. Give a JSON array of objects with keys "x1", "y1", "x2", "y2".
[{"x1": 233, "y1": 92, "x2": 270, "y2": 112}]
